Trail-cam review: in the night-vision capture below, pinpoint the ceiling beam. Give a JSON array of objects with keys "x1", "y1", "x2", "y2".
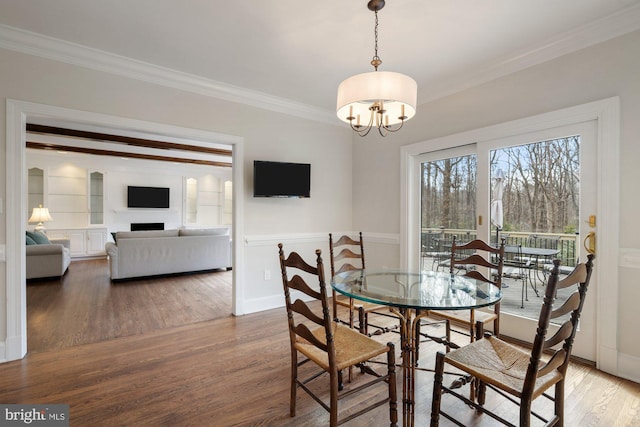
[
  {"x1": 26, "y1": 141, "x2": 232, "y2": 167},
  {"x1": 26, "y1": 124, "x2": 233, "y2": 157}
]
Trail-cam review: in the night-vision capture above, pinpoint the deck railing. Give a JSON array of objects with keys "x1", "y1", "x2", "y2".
[{"x1": 421, "y1": 228, "x2": 579, "y2": 267}]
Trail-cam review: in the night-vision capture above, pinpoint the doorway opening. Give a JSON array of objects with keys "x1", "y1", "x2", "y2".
[{"x1": 6, "y1": 100, "x2": 245, "y2": 361}]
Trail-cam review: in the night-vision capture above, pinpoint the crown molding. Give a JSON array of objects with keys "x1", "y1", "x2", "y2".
[
  {"x1": 0, "y1": 24, "x2": 338, "y2": 126},
  {"x1": 420, "y1": 2, "x2": 640, "y2": 103}
]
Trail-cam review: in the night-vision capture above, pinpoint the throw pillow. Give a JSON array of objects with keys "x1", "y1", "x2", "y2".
[
  {"x1": 26, "y1": 230, "x2": 51, "y2": 245},
  {"x1": 26, "y1": 234, "x2": 37, "y2": 245}
]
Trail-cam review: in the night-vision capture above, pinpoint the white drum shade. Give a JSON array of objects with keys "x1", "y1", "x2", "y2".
[{"x1": 337, "y1": 71, "x2": 417, "y2": 126}]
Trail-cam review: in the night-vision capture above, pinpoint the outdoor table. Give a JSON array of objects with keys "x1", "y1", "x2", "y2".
[
  {"x1": 503, "y1": 245, "x2": 559, "y2": 298},
  {"x1": 331, "y1": 269, "x2": 502, "y2": 427}
]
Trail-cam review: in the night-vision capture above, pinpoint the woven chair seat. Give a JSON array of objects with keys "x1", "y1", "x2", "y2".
[
  {"x1": 445, "y1": 335, "x2": 563, "y2": 399},
  {"x1": 296, "y1": 323, "x2": 390, "y2": 371}
]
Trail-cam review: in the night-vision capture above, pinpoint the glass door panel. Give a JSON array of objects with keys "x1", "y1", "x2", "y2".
[
  {"x1": 479, "y1": 120, "x2": 597, "y2": 360},
  {"x1": 489, "y1": 136, "x2": 580, "y2": 323},
  {"x1": 419, "y1": 147, "x2": 477, "y2": 271}
]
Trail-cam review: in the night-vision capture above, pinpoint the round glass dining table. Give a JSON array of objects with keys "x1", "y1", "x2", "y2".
[{"x1": 331, "y1": 269, "x2": 502, "y2": 427}]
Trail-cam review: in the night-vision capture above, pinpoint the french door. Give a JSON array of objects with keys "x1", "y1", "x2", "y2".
[{"x1": 414, "y1": 120, "x2": 597, "y2": 360}]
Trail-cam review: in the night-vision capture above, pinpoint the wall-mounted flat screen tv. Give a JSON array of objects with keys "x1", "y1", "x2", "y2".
[
  {"x1": 127, "y1": 186, "x2": 170, "y2": 208},
  {"x1": 253, "y1": 160, "x2": 311, "y2": 198}
]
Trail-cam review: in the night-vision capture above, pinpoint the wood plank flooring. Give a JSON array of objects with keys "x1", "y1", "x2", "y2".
[
  {"x1": 10, "y1": 259, "x2": 639, "y2": 426},
  {"x1": 27, "y1": 258, "x2": 232, "y2": 352}
]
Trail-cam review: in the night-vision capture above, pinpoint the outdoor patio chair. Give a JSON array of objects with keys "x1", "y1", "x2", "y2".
[
  {"x1": 278, "y1": 243, "x2": 397, "y2": 427},
  {"x1": 430, "y1": 255, "x2": 595, "y2": 427},
  {"x1": 502, "y1": 244, "x2": 534, "y2": 308}
]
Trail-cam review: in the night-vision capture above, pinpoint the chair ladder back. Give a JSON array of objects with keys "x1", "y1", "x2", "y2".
[
  {"x1": 279, "y1": 243, "x2": 333, "y2": 354},
  {"x1": 454, "y1": 238, "x2": 501, "y2": 254},
  {"x1": 521, "y1": 259, "x2": 561, "y2": 399},
  {"x1": 450, "y1": 236, "x2": 505, "y2": 287},
  {"x1": 334, "y1": 262, "x2": 360, "y2": 275},
  {"x1": 333, "y1": 248, "x2": 362, "y2": 263},
  {"x1": 287, "y1": 274, "x2": 322, "y2": 300},
  {"x1": 524, "y1": 254, "x2": 595, "y2": 395},
  {"x1": 463, "y1": 269, "x2": 495, "y2": 286},
  {"x1": 329, "y1": 232, "x2": 365, "y2": 276},
  {"x1": 329, "y1": 233, "x2": 365, "y2": 327},
  {"x1": 292, "y1": 322, "x2": 328, "y2": 352}
]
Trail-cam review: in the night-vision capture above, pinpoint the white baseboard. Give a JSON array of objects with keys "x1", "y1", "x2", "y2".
[
  {"x1": 242, "y1": 295, "x2": 285, "y2": 315},
  {"x1": 618, "y1": 352, "x2": 640, "y2": 384},
  {"x1": 2, "y1": 335, "x2": 26, "y2": 362},
  {"x1": 242, "y1": 290, "x2": 317, "y2": 315}
]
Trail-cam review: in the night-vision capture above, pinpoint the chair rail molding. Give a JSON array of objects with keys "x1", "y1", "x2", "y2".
[{"x1": 244, "y1": 231, "x2": 398, "y2": 247}]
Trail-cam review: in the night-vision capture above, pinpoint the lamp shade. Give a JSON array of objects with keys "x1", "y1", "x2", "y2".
[
  {"x1": 28, "y1": 206, "x2": 53, "y2": 224},
  {"x1": 337, "y1": 71, "x2": 417, "y2": 126}
]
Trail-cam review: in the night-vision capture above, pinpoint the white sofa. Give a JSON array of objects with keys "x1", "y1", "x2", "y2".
[
  {"x1": 105, "y1": 228, "x2": 231, "y2": 281},
  {"x1": 26, "y1": 238, "x2": 71, "y2": 279}
]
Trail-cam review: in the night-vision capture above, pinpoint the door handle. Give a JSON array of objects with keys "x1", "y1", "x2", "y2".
[{"x1": 583, "y1": 232, "x2": 596, "y2": 255}]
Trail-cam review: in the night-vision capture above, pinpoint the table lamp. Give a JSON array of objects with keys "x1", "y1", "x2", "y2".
[{"x1": 28, "y1": 204, "x2": 53, "y2": 233}]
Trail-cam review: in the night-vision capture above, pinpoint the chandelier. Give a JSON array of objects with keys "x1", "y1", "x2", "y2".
[{"x1": 336, "y1": 0, "x2": 417, "y2": 137}]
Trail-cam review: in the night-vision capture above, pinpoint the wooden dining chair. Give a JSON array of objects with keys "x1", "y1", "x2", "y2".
[
  {"x1": 430, "y1": 255, "x2": 595, "y2": 427},
  {"x1": 426, "y1": 237, "x2": 505, "y2": 351},
  {"x1": 278, "y1": 243, "x2": 398, "y2": 427},
  {"x1": 329, "y1": 233, "x2": 396, "y2": 337}
]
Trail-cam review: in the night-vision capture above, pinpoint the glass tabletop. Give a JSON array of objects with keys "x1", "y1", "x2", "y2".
[{"x1": 331, "y1": 269, "x2": 502, "y2": 311}]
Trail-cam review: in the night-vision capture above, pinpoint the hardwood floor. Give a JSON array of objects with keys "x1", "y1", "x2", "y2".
[
  {"x1": 27, "y1": 258, "x2": 232, "y2": 353},
  {"x1": 10, "y1": 260, "x2": 638, "y2": 426}
]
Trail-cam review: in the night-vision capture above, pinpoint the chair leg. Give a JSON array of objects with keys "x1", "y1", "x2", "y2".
[
  {"x1": 555, "y1": 380, "x2": 565, "y2": 427},
  {"x1": 358, "y1": 306, "x2": 366, "y2": 335},
  {"x1": 519, "y1": 398, "x2": 532, "y2": 427},
  {"x1": 330, "y1": 369, "x2": 339, "y2": 427},
  {"x1": 477, "y1": 379, "x2": 486, "y2": 406},
  {"x1": 464, "y1": 321, "x2": 485, "y2": 403},
  {"x1": 445, "y1": 320, "x2": 451, "y2": 352},
  {"x1": 415, "y1": 317, "x2": 421, "y2": 363},
  {"x1": 290, "y1": 351, "x2": 297, "y2": 417},
  {"x1": 387, "y1": 343, "x2": 398, "y2": 427},
  {"x1": 430, "y1": 351, "x2": 445, "y2": 427},
  {"x1": 474, "y1": 320, "x2": 484, "y2": 340},
  {"x1": 349, "y1": 302, "x2": 355, "y2": 330}
]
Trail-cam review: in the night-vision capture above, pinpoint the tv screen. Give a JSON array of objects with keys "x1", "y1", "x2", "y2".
[
  {"x1": 253, "y1": 161, "x2": 310, "y2": 198},
  {"x1": 127, "y1": 186, "x2": 170, "y2": 208}
]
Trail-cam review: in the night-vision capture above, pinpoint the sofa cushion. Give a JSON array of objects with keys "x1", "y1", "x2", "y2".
[
  {"x1": 179, "y1": 228, "x2": 229, "y2": 237},
  {"x1": 116, "y1": 230, "x2": 179, "y2": 240},
  {"x1": 26, "y1": 230, "x2": 51, "y2": 244},
  {"x1": 26, "y1": 233, "x2": 38, "y2": 245}
]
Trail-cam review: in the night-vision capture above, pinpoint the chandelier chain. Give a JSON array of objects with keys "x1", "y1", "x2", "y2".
[
  {"x1": 372, "y1": 11, "x2": 381, "y2": 70},
  {"x1": 374, "y1": 11, "x2": 378, "y2": 58}
]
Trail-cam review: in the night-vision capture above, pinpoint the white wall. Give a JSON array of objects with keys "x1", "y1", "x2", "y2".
[
  {"x1": 27, "y1": 150, "x2": 232, "y2": 233},
  {"x1": 353, "y1": 30, "x2": 640, "y2": 369},
  {"x1": 0, "y1": 47, "x2": 354, "y2": 358}
]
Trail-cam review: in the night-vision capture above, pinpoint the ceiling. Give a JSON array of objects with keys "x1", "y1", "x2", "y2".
[{"x1": 2, "y1": 0, "x2": 640, "y2": 120}]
